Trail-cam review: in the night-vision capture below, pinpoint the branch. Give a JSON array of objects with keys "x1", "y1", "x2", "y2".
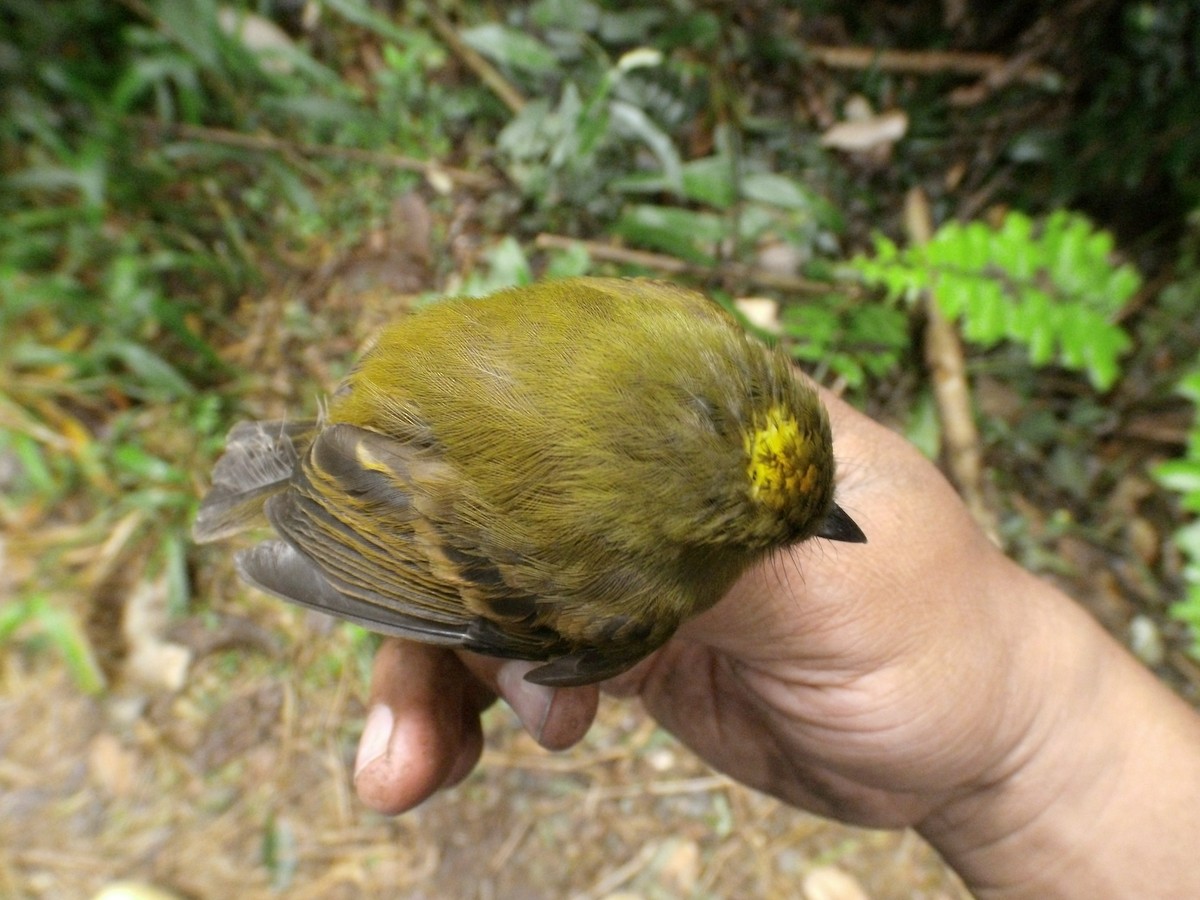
[
  {"x1": 139, "y1": 121, "x2": 500, "y2": 190},
  {"x1": 807, "y1": 44, "x2": 1059, "y2": 88},
  {"x1": 533, "y1": 234, "x2": 839, "y2": 295},
  {"x1": 905, "y1": 188, "x2": 997, "y2": 538},
  {"x1": 423, "y1": 4, "x2": 527, "y2": 115}
]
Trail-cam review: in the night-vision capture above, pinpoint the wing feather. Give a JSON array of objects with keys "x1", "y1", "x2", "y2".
[
  {"x1": 256, "y1": 423, "x2": 578, "y2": 661},
  {"x1": 193, "y1": 420, "x2": 314, "y2": 542},
  {"x1": 236, "y1": 540, "x2": 469, "y2": 644}
]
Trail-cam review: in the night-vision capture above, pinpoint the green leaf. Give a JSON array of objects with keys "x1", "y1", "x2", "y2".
[
  {"x1": 611, "y1": 205, "x2": 723, "y2": 264},
  {"x1": 1079, "y1": 319, "x2": 1132, "y2": 390},
  {"x1": 970, "y1": 279, "x2": 1007, "y2": 345},
  {"x1": 904, "y1": 390, "x2": 942, "y2": 460},
  {"x1": 1155, "y1": 459, "x2": 1200, "y2": 495},
  {"x1": 829, "y1": 354, "x2": 865, "y2": 388},
  {"x1": 459, "y1": 237, "x2": 533, "y2": 296},
  {"x1": 100, "y1": 340, "x2": 195, "y2": 399},
  {"x1": 157, "y1": 0, "x2": 222, "y2": 69},
  {"x1": 6, "y1": 431, "x2": 57, "y2": 497},
  {"x1": 543, "y1": 241, "x2": 592, "y2": 279},
  {"x1": 679, "y1": 156, "x2": 738, "y2": 209},
  {"x1": 598, "y1": 7, "x2": 669, "y2": 42},
  {"x1": 113, "y1": 443, "x2": 179, "y2": 484},
  {"x1": 608, "y1": 100, "x2": 683, "y2": 195},
  {"x1": 1106, "y1": 265, "x2": 1142, "y2": 306},
  {"x1": 850, "y1": 209, "x2": 1135, "y2": 386},
  {"x1": 740, "y1": 173, "x2": 818, "y2": 211},
  {"x1": 1024, "y1": 292, "x2": 1058, "y2": 365},
  {"x1": 934, "y1": 270, "x2": 968, "y2": 319},
  {"x1": 530, "y1": 0, "x2": 602, "y2": 31},
  {"x1": 1174, "y1": 520, "x2": 1200, "y2": 560},
  {"x1": 1178, "y1": 369, "x2": 1200, "y2": 403},
  {"x1": 324, "y1": 0, "x2": 434, "y2": 44},
  {"x1": 0, "y1": 597, "x2": 106, "y2": 695},
  {"x1": 783, "y1": 305, "x2": 839, "y2": 347},
  {"x1": 460, "y1": 24, "x2": 559, "y2": 75}
]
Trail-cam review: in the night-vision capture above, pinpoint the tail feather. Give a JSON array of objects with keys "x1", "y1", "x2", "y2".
[{"x1": 193, "y1": 420, "x2": 315, "y2": 543}]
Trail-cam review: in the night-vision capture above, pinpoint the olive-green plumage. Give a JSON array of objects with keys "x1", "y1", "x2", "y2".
[{"x1": 194, "y1": 277, "x2": 864, "y2": 685}]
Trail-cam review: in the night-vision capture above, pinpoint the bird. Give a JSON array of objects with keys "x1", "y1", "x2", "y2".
[{"x1": 193, "y1": 277, "x2": 865, "y2": 686}]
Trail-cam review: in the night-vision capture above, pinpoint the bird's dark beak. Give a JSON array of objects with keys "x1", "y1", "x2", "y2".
[{"x1": 817, "y1": 503, "x2": 867, "y2": 543}]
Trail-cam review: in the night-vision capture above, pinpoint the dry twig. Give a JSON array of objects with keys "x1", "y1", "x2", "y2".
[
  {"x1": 905, "y1": 187, "x2": 997, "y2": 538},
  {"x1": 808, "y1": 44, "x2": 1059, "y2": 87},
  {"x1": 534, "y1": 234, "x2": 838, "y2": 295},
  {"x1": 570, "y1": 843, "x2": 659, "y2": 900},
  {"x1": 423, "y1": 4, "x2": 527, "y2": 114},
  {"x1": 139, "y1": 120, "x2": 499, "y2": 190},
  {"x1": 947, "y1": 15, "x2": 1058, "y2": 107}
]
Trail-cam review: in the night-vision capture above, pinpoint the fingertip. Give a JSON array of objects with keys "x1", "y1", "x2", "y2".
[
  {"x1": 354, "y1": 702, "x2": 394, "y2": 778},
  {"x1": 353, "y1": 640, "x2": 489, "y2": 815},
  {"x1": 444, "y1": 710, "x2": 485, "y2": 788},
  {"x1": 495, "y1": 661, "x2": 556, "y2": 738},
  {"x1": 495, "y1": 660, "x2": 598, "y2": 751},
  {"x1": 354, "y1": 704, "x2": 457, "y2": 814},
  {"x1": 538, "y1": 681, "x2": 599, "y2": 751},
  {"x1": 455, "y1": 654, "x2": 598, "y2": 750}
]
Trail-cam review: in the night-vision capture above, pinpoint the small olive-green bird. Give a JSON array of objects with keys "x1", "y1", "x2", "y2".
[{"x1": 193, "y1": 277, "x2": 864, "y2": 685}]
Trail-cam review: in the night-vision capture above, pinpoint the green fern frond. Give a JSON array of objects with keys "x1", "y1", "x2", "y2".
[{"x1": 852, "y1": 211, "x2": 1138, "y2": 389}]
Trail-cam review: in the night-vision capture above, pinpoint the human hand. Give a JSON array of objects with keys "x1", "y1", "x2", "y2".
[
  {"x1": 353, "y1": 390, "x2": 1030, "y2": 826},
  {"x1": 351, "y1": 390, "x2": 1200, "y2": 899}
]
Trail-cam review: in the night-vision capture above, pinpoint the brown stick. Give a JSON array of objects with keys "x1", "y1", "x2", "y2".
[
  {"x1": 423, "y1": 4, "x2": 527, "y2": 114},
  {"x1": 905, "y1": 188, "x2": 997, "y2": 538},
  {"x1": 807, "y1": 44, "x2": 1059, "y2": 87},
  {"x1": 948, "y1": 43, "x2": 1052, "y2": 106},
  {"x1": 533, "y1": 234, "x2": 839, "y2": 295},
  {"x1": 139, "y1": 120, "x2": 499, "y2": 190}
]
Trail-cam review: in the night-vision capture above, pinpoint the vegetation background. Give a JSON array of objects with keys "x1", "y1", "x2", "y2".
[{"x1": 3, "y1": 1, "x2": 1199, "y2": 897}]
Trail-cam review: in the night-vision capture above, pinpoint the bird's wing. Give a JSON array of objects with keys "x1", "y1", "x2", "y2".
[
  {"x1": 193, "y1": 420, "x2": 315, "y2": 543},
  {"x1": 238, "y1": 422, "x2": 565, "y2": 658}
]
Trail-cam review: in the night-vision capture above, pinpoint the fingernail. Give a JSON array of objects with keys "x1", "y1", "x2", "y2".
[
  {"x1": 355, "y1": 704, "x2": 394, "y2": 777},
  {"x1": 497, "y1": 661, "x2": 555, "y2": 743}
]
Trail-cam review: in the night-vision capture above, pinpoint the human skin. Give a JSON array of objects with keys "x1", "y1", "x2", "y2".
[{"x1": 351, "y1": 390, "x2": 1200, "y2": 899}]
